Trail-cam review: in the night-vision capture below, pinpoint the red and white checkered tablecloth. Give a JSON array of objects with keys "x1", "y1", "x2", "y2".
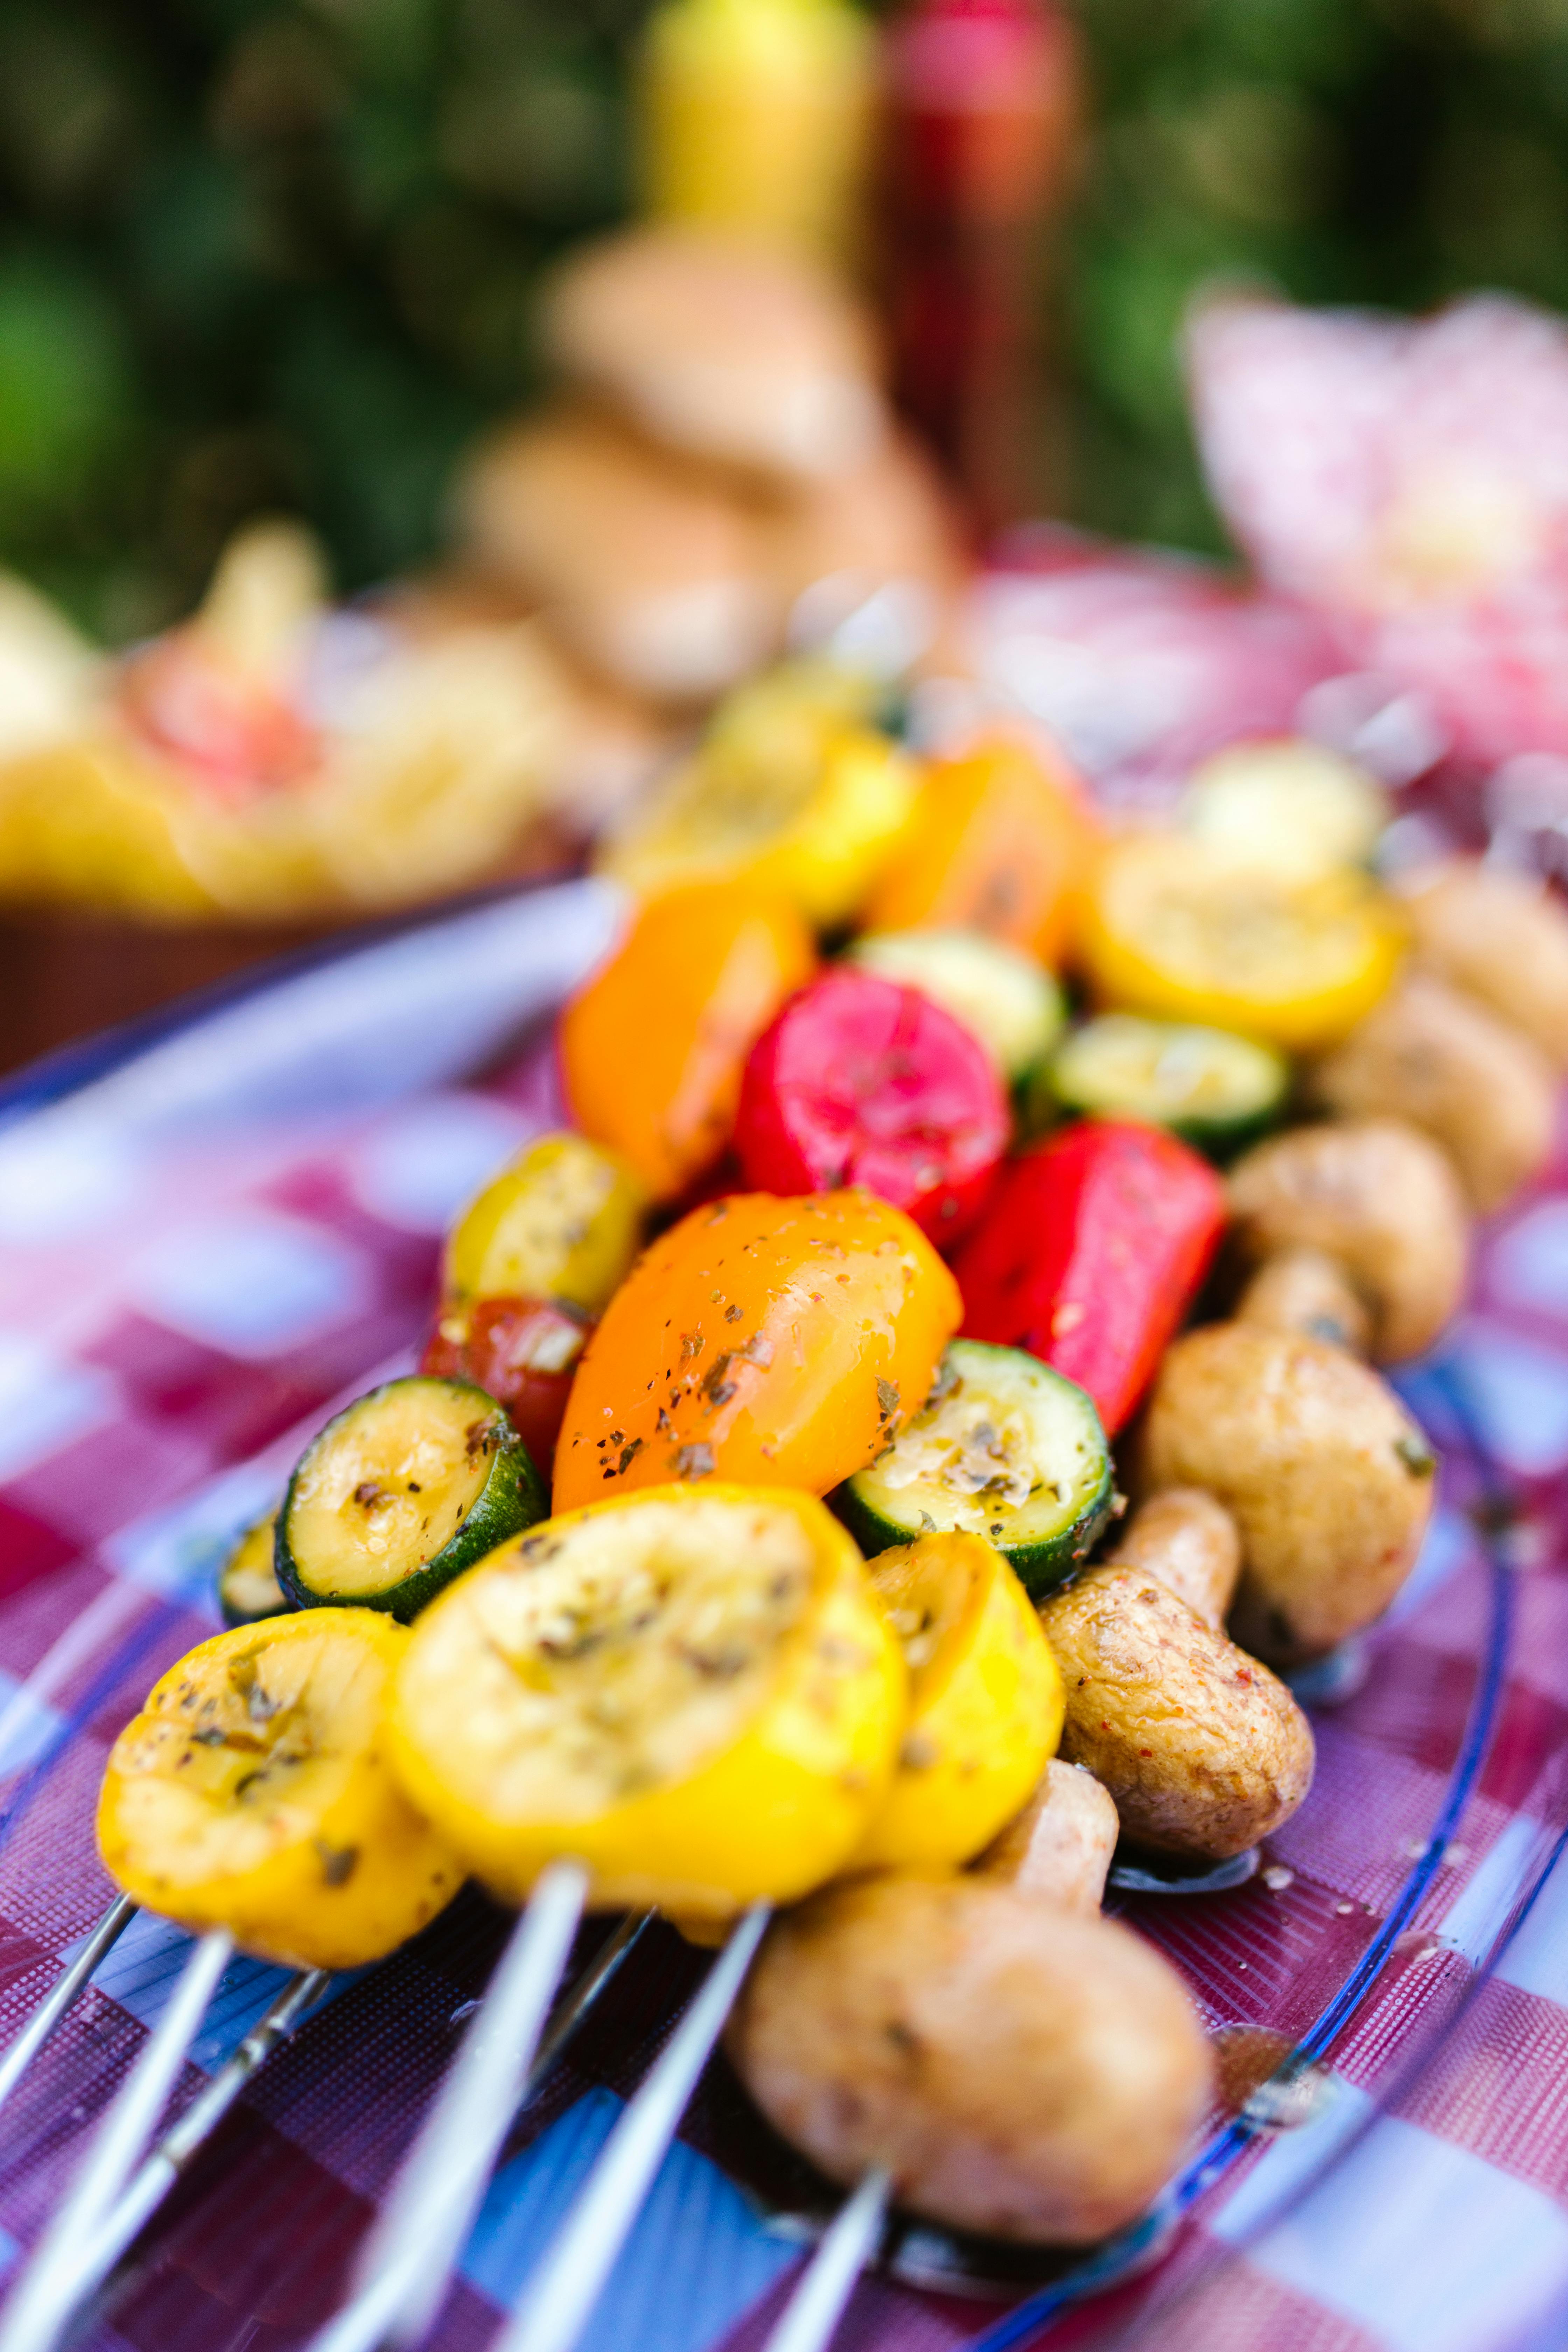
[{"x1": 3, "y1": 865, "x2": 1568, "y2": 2352}]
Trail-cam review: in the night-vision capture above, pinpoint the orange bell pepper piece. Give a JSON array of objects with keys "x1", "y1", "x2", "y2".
[
  {"x1": 553, "y1": 1188, "x2": 961, "y2": 1511},
  {"x1": 559, "y1": 880, "x2": 815, "y2": 1200},
  {"x1": 862, "y1": 733, "x2": 1099, "y2": 967}
]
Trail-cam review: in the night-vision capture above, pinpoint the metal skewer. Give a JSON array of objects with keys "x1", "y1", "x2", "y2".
[
  {"x1": 0, "y1": 1888, "x2": 653, "y2": 2352},
  {"x1": 72, "y1": 1963, "x2": 329, "y2": 2308},
  {"x1": 308, "y1": 1860, "x2": 590, "y2": 2352},
  {"x1": 0, "y1": 1928, "x2": 233, "y2": 2352},
  {"x1": 762, "y1": 2171, "x2": 891, "y2": 2352},
  {"x1": 0, "y1": 1894, "x2": 139, "y2": 2122},
  {"x1": 1, "y1": 1852, "x2": 768, "y2": 2352},
  {"x1": 497, "y1": 1902, "x2": 771, "y2": 2352}
]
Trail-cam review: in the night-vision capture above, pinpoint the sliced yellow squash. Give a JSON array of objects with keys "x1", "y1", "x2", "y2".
[
  {"x1": 1079, "y1": 832, "x2": 1402, "y2": 1052},
  {"x1": 97, "y1": 1611, "x2": 463, "y2": 1970},
  {"x1": 600, "y1": 688, "x2": 919, "y2": 929},
  {"x1": 386, "y1": 1483, "x2": 906, "y2": 1920},
  {"x1": 217, "y1": 1511, "x2": 287, "y2": 1626},
  {"x1": 853, "y1": 1531, "x2": 1063, "y2": 1871}
]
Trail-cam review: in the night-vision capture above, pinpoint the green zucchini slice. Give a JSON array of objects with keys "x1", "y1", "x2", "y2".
[
  {"x1": 834, "y1": 1340, "x2": 1113, "y2": 1597},
  {"x1": 846, "y1": 928, "x2": 1065, "y2": 1082},
  {"x1": 217, "y1": 1512, "x2": 289, "y2": 1627},
  {"x1": 1042, "y1": 1013, "x2": 1287, "y2": 1155},
  {"x1": 278, "y1": 1376, "x2": 546, "y2": 1622}
]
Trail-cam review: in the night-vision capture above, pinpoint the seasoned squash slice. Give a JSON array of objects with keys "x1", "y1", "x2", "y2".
[
  {"x1": 98, "y1": 1611, "x2": 463, "y2": 1970},
  {"x1": 854, "y1": 1532, "x2": 1063, "y2": 1871},
  {"x1": 386, "y1": 1483, "x2": 905, "y2": 1920},
  {"x1": 217, "y1": 1511, "x2": 287, "y2": 1626}
]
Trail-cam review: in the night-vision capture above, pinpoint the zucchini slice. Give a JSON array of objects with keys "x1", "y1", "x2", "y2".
[
  {"x1": 1042, "y1": 1013, "x2": 1287, "y2": 1155},
  {"x1": 834, "y1": 1340, "x2": 1113, "y2": 1597},
  {"x1": 278, "y1": 1377, "x2": 545, "y2": 1622},
  {"x1": 218, "y1": 1512, "x2": 288, "y2": 1627},
  {"x1": 846, "y1": 929, "x2": 1065, "y2": 1082}
]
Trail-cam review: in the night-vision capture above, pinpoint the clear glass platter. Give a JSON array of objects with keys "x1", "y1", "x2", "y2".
[{"x1": 2, "y1": 877, "x2": 1568, "y2": 2352}]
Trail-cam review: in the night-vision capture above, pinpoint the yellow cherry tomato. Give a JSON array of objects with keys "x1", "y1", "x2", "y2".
[
  {"x1": 553, "y1": 1188, "x2": 961, "y2": 1512},
  {"x1": 1078, "y1": 832, "x2": 1403, "y2": 1052},
  {"x1": 444, "y1": 1132, "x2": 646, "y2": 1316},
  {"x1": 385, "y1": 1483, "x2": 906, "y2": 1919},
  {"x1": 601, "y1": 685, "x2": 920, "y2": 929},
  {"x1": 559, "y1": 879, "x2": 816, "y2": 1200},
  {"x1": 853, "y1": 1532, "x2": 1063, "y2": 1870},
  {"x1": 97, "y1": 1612, "x2": 463, "y2": 1970}
]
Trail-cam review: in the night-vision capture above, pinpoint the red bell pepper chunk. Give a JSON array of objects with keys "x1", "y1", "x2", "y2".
[
  {"x1": 420, "y1": 1295, "x2": 590, "y2": 1475},
  {"x1": 953, "y1": 1119, "x2": 1226, "y2": 1434},
  {"x1": 734, "y1": 966, "x2": 1009, "y2": 1244}
]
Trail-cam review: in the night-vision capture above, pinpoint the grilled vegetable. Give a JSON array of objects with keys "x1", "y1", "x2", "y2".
[
  {"x1": 953, "y1": 1120, "x2": 1226, "y2": 1435},
  {"x1": 973, "y1": 1759, "x2": 1120, "y2": 1912},
  {"x1": 1181, "y1": 738, "x2": 1387, "y2": 882},
  {"x1": 217, "y1": 1512, "x2": 287, "y2": 1627},
  {"x1": 835, "y1": 1340, "x2": 1112, "y2": 1597},
  {"x1": 1227, "y1": 1117, "x2": 1468, "y2": 1363},
  {"x1": 421, "y1": 1296, "x2": 590, "y2": 1475},
  {"x1": 278, "y1": 1377, "x2": 546, "y2": 1622},
  {"x1": 1079, "y1": 832, "x2": 1401, "y2": 1051},
  {"x1": 1311, "y1": 971, "x2": 1555, "y2": 1214},
  {"x1": 559, "y1": 879, "x2": 815, "y2": 1199},
  {"x1": 601, "y1": 680, "x2": 920, "y2": 926},
  {"x1": 443, "y1": 1132, "x2": 645, "y2": 1317},
  {"x1": 846, "y1": 927, "x2": 1065, "y2": 1083},
  {"x1": 727, "y1": 1876, "x2": 1214, "y2": 2244},
  {"x1": 734, "y1": 967, "x2": 1009, "y2": 1243},
  {"x1": 1235, "y1": 1245, "x2": 1371, "y2": 1356},
  {"x1": 1399, "y1": 856, "x2": 1568, "y2": 1070},
  {"x1": 1104, "y1": 1487, "x2": 1241, "y2": 1631},
  {"x1": 553, "y1": 1188, "x2": 960, "y2": 1511},
  {"x1": 98, "y1": 1611, "x2": 463, "y2": 1970},
  {"x1": 854, "y1": 1532, "x2": 1063, "y2": 1870},
  {"x1": 385, "y1": 1483, "x2": 905, "y2": 1919},
  {"x1": 1043, "y1": 1013, "x2": 1286, "y2": 1156},
  {"x1": 1141, "y1": 1322, "x2": 1438, "y2": 1664},
  {"x1": 863, "y1": 735, "x2": 1098, "y2": 966},
  {"x1": 1039, "y1": 1563, "x2": 1315, "y2": 1861}
]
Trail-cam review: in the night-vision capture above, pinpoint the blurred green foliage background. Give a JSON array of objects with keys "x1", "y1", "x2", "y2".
[{"x1": 3, "y1": 0, "x2": 1567, "y2": 637}]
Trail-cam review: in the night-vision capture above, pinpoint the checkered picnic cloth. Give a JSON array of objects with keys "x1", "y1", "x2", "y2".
[{"x1": 5, "y1": 873, "x2": 1568, "y2": 2352}]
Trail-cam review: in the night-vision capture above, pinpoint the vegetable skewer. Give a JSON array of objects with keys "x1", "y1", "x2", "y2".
[{"x1": 51, "y1": 698, "x2": 1568, "y2": 2338}]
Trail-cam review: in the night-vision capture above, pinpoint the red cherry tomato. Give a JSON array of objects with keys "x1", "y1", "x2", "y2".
[
  {"x1": 953, "y1": 1120, "x2": 1226, "y2": 1434},
  {"x1": 734, "y1": 968, "x2": 1010, "y2": 1244},
  {"x1": 420, "y1": 1296, "x2": 590, "y2": 1475}
]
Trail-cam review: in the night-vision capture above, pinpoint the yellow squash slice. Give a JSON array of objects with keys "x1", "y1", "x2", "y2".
[
  {"x1": 1078, "y1": 831, "x2": 1402, "y2": 1052},
  {"x1": 386, "y1": 1483, "x2": 906, "y2": 1920},
  {"x1": 217, "y1": 1511, "x2": 287, "y2": 1626},
  {"x1": 98, "y1": 1611, "x2": 463, "y2": 1970},
  {"x1": 601, "y1": 667, "x2": 919, "y2": 928},
  {"x1": 854, "y1": 1532, "x2": 1063, "y2": 1871}
]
